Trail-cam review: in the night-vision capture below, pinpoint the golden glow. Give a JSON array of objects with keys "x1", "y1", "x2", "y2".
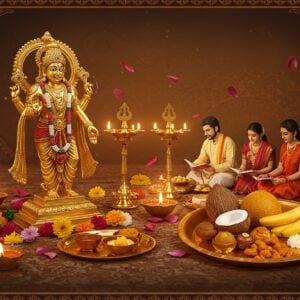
[
  {"x1": 158, "y1": 192, "x2": 163, "y2": 205},
  {"x1": 0, "y1": 243, "x2": 3, "y2": 256},
  {"x1": 107, "y1": 121, "x2": 111, "y2": 130}
]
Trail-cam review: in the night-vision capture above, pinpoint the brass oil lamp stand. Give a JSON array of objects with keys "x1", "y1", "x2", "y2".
[
  {"x1": 151, "y1": 103, "x2": 190, "y2": 199},
  {"x1": 105, "y1": 102, "x2": 144, "y2": 209}
]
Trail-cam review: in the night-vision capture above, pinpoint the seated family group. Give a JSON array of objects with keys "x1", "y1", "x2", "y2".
[{"x1": 187, "y1": 116, "x2": 300, "y2": 200}]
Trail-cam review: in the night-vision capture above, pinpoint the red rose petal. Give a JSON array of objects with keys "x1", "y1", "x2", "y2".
[
  {"x1": 287, "y1": 56, "x2": 298, "y2": 70},
  {"x1": 147, "y1": 216, "x2": 163, "y2": 223},
  {"x1": 167, "y1": 75, "x2": 179, "y2": 83},
  {"x1": 113, "y1": 88, "x2": 125, "y2": 100},
  {"x1": 165, "y1": 215, "x2": 179, "y2": 223},
  {"x1": 121, "y1": 62, "x2": 135, "y2": 73},
  {"x1": 227, "y1": 86, "x2": 238, "y2": 98},
  {"x1": 145, "y1": 156, "x2": 157, "y2": 168},
  {"x1": 144, "y1": 223, "x2": 156, "y2": 232},
  {"x1": 10, "y1": 198, "x2": 24, "y2": 210},
  {"x1": 13, "y1": 188, "x2": 31, "y2": 198},
  {"x1": 168, "y1": 249, "x2": 186, "y2": 257},
  {"x1": 192, "y1": 112, "x2": 201, "y2": 120}
]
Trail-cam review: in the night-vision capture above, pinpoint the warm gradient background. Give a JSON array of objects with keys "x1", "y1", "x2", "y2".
[{"x1": 0, "y1": 9, "x2": 299, "y2": 166}]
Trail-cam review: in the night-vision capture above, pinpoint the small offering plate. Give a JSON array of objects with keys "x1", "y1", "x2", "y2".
[
  {"x1": 178, "y1": 200, "x2": 300, "y2": 267},
  {"x1": 57, "y1": 229, "x2": 156, "y2": 260}
]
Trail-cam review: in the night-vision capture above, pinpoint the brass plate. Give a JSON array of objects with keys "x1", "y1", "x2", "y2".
[
  {"x1": 178, "y1": 200, "x2": 300, "y2": 267},
  {"x1": 57, "y1": 229, "x2": 156, "y2": 260}
]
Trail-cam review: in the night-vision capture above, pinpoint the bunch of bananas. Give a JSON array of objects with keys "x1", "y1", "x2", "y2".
[{"x1": 259, "y1": 206, "x2": 300, "y2": 237}]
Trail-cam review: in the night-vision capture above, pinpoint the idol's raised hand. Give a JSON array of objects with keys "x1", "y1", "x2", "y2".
[{"x1": 87, "y1": 125, "x2": 99, "y2": 144}]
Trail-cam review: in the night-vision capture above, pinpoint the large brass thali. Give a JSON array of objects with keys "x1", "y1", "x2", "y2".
[
  {"x1": 178, "y1": 199, "x2": 300, "y2": 267},
  {"x1": 57, "y1": 229, "x2": 156, "y2": 260}
]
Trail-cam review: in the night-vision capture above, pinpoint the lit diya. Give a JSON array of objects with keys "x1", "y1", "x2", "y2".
[
  {"x1": 142, "y1": 192, "x2": 177, "y2": 218},
  {"x1": 0, "y1": 242, "x2": 23, "y2": 270}
]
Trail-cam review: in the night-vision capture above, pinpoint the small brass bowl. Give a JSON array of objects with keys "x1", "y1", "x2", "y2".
[
  {"x1": 0, "y1": 192, "x2": 8, "y2": 205},
  {"x1": 142, "y1": 199, "x2": 178, "y2": 218},
  {"x1": 103, "y1": 235, "x2": 138, "y2": 256},
  {"x1": 0, "y1": 249, "x2": 23, "y2": 270},
  {"x1": 75, "y1": 233, "x2": 102, "y2": 252}
]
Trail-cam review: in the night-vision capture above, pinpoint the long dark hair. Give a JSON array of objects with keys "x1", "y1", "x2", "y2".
[
  {"x1": 247, "y1": 122, "x2": 267, "y2": 141},
  {"x1": 280, "y1": 119, "x2": 300, "y2": 140}
]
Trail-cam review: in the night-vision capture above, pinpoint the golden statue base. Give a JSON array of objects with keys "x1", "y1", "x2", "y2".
[{"x1": 14, "y1": 194, "x2": 100, "y2": 229}]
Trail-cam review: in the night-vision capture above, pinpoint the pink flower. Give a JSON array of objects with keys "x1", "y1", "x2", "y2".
[
  {"x1": 91, "y1": 215, "x2": 107, "y2": 230},
  {"x1": 38, "y1": 222, "x2": 54, "y2": 237},
  {"x1": 10, "y1": 198, "x2": 24, "y2": 210},
  {"x1": 21, "y1": 226, "x2": 39, "y2": 242}
]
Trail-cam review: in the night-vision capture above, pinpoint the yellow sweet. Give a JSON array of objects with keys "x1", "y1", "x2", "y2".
[{"x1": 107, "y1": 236, "x2": 134, "y2": 246}]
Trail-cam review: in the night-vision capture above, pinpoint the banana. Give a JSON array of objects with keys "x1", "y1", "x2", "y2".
[
  {"x1": 280, "y1": 219, "x2": 300, "y2": 237},
  {"x1": 259, "y1": 206, "x2": 300, "y2": 227},
  {"x1": 271, "y1": 224, "x2": 291, "y2": 236}
]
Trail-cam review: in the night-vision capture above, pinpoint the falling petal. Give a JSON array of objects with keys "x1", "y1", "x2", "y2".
[
  {"x1": 13, "y1": 188, "x2": 31, "y2": 198},
  {"x1": 192, "y1": 112, "x2": 201, "y2": 120},
  {"x1": 227, "y1": 86, "x2": 238, "y2": 98},
  {"x1": 36, "y1": 247, "x2": 52, "y2": 256},
  {"x1": 167, "y1": 75, "x2": 179, "y2": 83},
  {"x1": 148, "y1": 216, "x2": 163, "y2": 223},
  {"x1": 145, "y1": 156, "x2": 158, "y2": 168},
  {"x1": 113, "y1": 88, "x2": 125, "y2": 100},
  {"x1": 44, "y1": 252, "x2": 57, "y2": 259},
  {"x1": 121, "y1": 62, "x2": 135, "y2": 73},
  {"x1": 165, "y1": 215, "x2": 179, "y2": 223},
  {"x1": 287, "y1": 56, "x2": 298, "y2": 70},
  {"x1": 95, "y1": 81, "x2": 100, "y2": 92},
  {"x1": 168, "y1": 249, "x2": 186, "y2": 257},
  {"x1": 144, "y1": 223, "x2": 156, "y2": 232}
]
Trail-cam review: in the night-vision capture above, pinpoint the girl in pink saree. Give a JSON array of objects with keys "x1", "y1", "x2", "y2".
[{"x1": 233, "y1": 122, "x2": 274, "y2": 194}]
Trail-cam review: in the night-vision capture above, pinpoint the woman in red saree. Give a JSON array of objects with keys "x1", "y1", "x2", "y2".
[
  {"x1": 258, "y1": 119, "x2": 300, "y2": 200},
  {"x1": 233, "y1": 122, "x2": 274, "y2": 194}
]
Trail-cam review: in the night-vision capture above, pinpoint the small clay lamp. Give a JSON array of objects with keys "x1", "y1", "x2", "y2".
[
  {"x1": 142, "y1": 192, "x2": 177, "y2": 218},
  {"x1": 0, "y1": 243, "x2": 23, "y2": 270},
  {"x1": 75, "y1": 234, "x2": 102, "y2": 252}
]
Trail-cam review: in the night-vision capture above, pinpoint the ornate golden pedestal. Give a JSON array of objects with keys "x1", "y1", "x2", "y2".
[{"x1": 14, "y1": 194, "x2": 99, "y2": 229}]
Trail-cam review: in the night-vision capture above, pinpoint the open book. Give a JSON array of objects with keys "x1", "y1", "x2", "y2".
[
  {"x1": 230, "y1": 167, "x2": 254, "y2": 175},
  {"x1": 184, "y1": 159, "x2": 209, "y2": 168},
  {"x1": 252, "y1": 176, "x2": 273, "y2": 181}
]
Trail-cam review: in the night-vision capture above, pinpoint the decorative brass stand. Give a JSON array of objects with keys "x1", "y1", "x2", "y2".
[
  {"x1": 105, "y1": 102, "x2": 144, "y2": 209},
  {"x1": 151, "y1": 103, "x2": 190, "y2": 199}
]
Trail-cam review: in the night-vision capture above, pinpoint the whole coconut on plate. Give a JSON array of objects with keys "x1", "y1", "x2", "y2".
[
  {"x1": 206, "y1": 184, "x2": 239, "y2": 221},
  {"x1": 240, "y1": 190, "x2": 282, "y2": 227},
  {"x1": 215, "y1": 209, "x2": 251, "y2": 235}
]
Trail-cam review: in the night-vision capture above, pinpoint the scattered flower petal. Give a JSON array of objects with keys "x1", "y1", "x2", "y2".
[
  {"x1": 167, "y1": 75, "x2": 179, "y2": 83},
  {"x1": 287, "y1": 56, "x2": 298, "y2": 70},
  {"x1": 165, "y1": 215, "x2": 179, "y2": 223},
  {"x1": 147, "y1": 216, "x2": 163, "y2": 223},
  {"x1": 113, "y1": 88, "x2": 125, "y2": 100},
  {"x1": 13, "y1": 188, "x2": 31, "y2": 198},
  {"x1": 227, "y1": 86, "x2": 238, "y2": 98},
  {"x1": 121, "y1": 62, "x2": 135, "y2": 73},
  {"x1": 36, "y1": 247, "x2": 52, "y2": 255},
  {"x1": 10, "y1": 198, "x2": 24, "y2": 210},
  {"x1": 144, "y1": 223, "x2": 156, "y2": 232},
  {"x1": 168, "y1": 249, "x2": 186, "y2": 257},
  {"x1": 145, "y1": 156, "x2": 157, "y2": 168},
  {"x1": 192, "y1": 112, "x2": 201, "y2": 120},
  {"x1": 21, "y1": 226, "x2": 39, "y2": 242},
  {"x1": 44, "y1": 251, "x2": 57, "y2": 259}
]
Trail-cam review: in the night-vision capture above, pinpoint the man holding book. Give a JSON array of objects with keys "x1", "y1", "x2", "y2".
[{"x1": 186, "y1": 116, "x2": 236, "y2": 188}]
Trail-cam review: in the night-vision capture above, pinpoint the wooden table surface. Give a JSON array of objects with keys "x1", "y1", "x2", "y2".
[{"x1": 0, "y1": 163, "x2": 299, "y2": 298}]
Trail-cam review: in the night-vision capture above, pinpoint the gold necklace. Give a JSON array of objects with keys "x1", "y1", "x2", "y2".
[
  {"x1": 287, "y1": 142, "x2": 298, "y2": 156},
  {"x1": 250, "y1": 142, "x2": 262, "y2": 156}
]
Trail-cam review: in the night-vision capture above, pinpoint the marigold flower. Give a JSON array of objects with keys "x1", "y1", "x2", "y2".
[
  {"x1": 75, "y1": 221, "x2": 95, "y2": 233},
  {"x1": 91, "y1": 215, "x2": 107, "y2": 229},
  {"x1": 130, "y1": 174, "x2": 151, "y2": 186},
  {"x1": 53, "y1": 218, "x2": 74, "y2": 239},
  {"x1": 88, "y1": 186, "x2": 106, "y2": 198},
  {"x1": 38, "y1": 222, "x2": 54, "y2": 237},
  {"x1": 105, "y1": 210, "x2": 125, "y2": 226},
  {"x1": 4, "y1": 231, "x2": 23, "y2": 245}
]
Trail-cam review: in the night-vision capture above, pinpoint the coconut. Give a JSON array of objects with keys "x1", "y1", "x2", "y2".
[
  {"x1": 215, "y1": 209, "x2": 251, "y2": 235},
  {"x1": 205, "y1": 184, "x2": 239, "y2": 221},
  {"x1": 240, "y1": 190, "x2": 282, "y2": 227}
]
